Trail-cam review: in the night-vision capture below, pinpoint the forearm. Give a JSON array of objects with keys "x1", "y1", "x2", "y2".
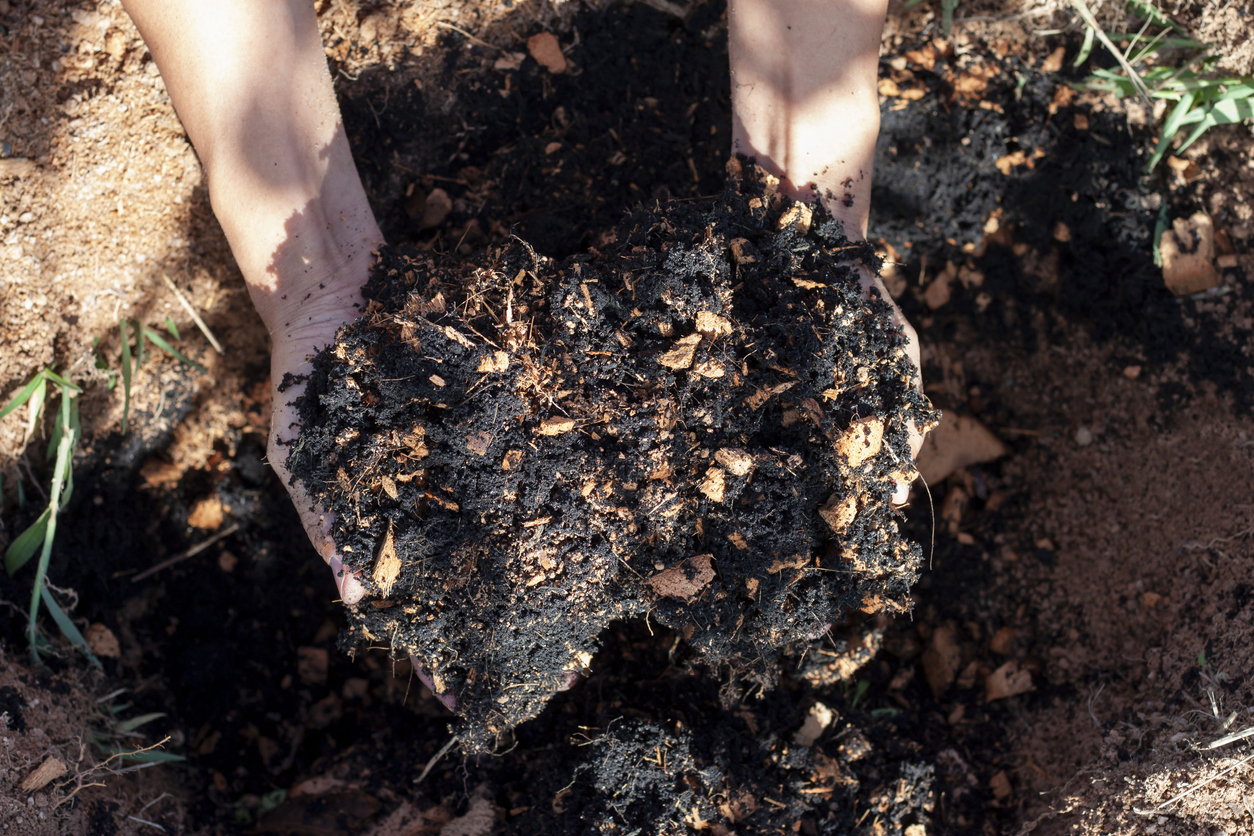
[
  {"x1": 122, "y1": 0, "x2": 382, "y2": 338},
  {"x1": 729, "y1": 0, "x2": 888, "y2": 239}
]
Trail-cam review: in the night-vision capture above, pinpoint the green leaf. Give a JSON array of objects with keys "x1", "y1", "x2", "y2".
[
  {"x1": 1178, "y1": 96, "x2": 1254, "y2": 155},
  {"x1": 4, "y1": 508, "x2": 50, "y2": 576},
  {"x1": 117, "y1": 712, "x2": 167, "y2": 733},
  {"x1": 1152, "y1": 202, "x2": 1169, "y2": 269},
  {"x1": 0, "y1": 374, "x2": 44, "y2": 422},
  {"x1": 41, "y1": 586, "x2": 102, "y2": 670},
  {"x1": 24, "y1": 375, "x2": 47, "y2": 442},
  {"x1": 40, "y1": 369, "x2": 80, "y2": 391},
  {"x1": 1074, "y1": 25, "x2": 1095, "y2": 67},
  {"x1": 1149, "y1": 91, "x2": 1197, "y2": 170},
  {"x1": 164, "y1": 316, "x2": 180, "y2": 341},
  {"x1": 120, "y1": 319, "x2": 133, "y2": 434},
  {"x1": 142, "y1": 327, "x2": 206, "y2": 372}
]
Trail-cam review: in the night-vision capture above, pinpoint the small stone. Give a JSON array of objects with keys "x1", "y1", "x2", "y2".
[
  {"x1": 85, "y1": 623, "x2": 120, "y2": 658},
  {"x1": 188, "y1": 496, "x2": 224, "y2": 530},
  {"x1": 1122, "y1": 365, "x2": 1142, "y2": 379},
  {"x1": 1074, "y1": 426, "x2": 1093, "y2": 446},
  {"x1": 296, "y1": 647, "x2": 329, "y2": 686}
]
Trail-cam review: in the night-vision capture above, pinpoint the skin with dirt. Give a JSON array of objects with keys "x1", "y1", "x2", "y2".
[{"x1": 287, "y1": 166, "x2": 937, "y2": 751}]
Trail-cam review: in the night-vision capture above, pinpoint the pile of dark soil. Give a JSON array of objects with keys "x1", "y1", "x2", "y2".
[{"x1": 288, "y1": 163, "x2": 937, "y2": 750}]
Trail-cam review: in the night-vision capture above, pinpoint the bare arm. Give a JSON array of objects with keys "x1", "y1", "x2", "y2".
[
  {"x1": 730, "y1": 0, "x2": 923, "y2": 486},
  {"x1": 123, "y1": 0, "x2": 379, "y2": 600},
  {"x1": 729, "y1": 0, "x2": 888, "y2": 239}
]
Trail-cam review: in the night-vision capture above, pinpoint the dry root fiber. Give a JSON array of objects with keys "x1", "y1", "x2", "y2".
[{"x1": 288, "y1": 162, "x2": 937, "y2": 751}]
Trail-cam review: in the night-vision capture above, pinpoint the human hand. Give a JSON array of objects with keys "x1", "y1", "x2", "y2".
[{"x1": 264, "y1": 285, "x2": 370, "y2": 605}]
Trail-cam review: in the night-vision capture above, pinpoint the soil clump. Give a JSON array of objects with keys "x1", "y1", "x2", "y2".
[{"x1": 288, "y1": 164, "x2": 937, "y2": 750}]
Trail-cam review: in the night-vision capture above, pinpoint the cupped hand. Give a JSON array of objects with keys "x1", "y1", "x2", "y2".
[{"x1": 263, "y1": 282, "x2": 372, "y2": 605}]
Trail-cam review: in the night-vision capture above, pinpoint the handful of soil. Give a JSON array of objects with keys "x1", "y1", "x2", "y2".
[{"x1": 288, "y1": 161, "x2": 937, "y2": 752}]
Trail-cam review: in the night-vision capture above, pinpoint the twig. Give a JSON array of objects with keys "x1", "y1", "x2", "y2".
[
  {"x1": 160, "y1": 274, "x2": 223, "y2": 355},
  {"x1": 414, "y1": 735, "x2": 458, "y2": 786},
  {"x1": 1068, "y1": 0, "x2": 1152, "y2": 103},
  {"x1": 435, "y1": 21, "x2": 500, "y2": 52},
  {"x1": 126, "y1": 816, "x2": 166, "y2": 832},
  {"x1": 131, "y1": 523, "x2": 240, "y2": 582},
  {"x1": 1207, "y1": 725, "x2": 1254, "y2": 750},
  {"x1": 1134, "y1": 749, "x2": 1254, "y2": 815}
]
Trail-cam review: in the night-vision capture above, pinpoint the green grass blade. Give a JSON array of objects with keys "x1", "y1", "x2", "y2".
[
  {"x1": 46, "y1": 401, "x2": 63, "y2": 461},
  {"x1": 141, "y1": 327, "x2": 207, "y2": 373},
  {"x1": 40, "y1": 586, "x2": 102, "y2": 670},
  {"x1": 40, "y1": 369, "x2": 81, "y2": 391},
  {"x1": 135, "y1": 320, "x2": 146, "y2": 370},
  {"x1": 0, "y1": 374, "x2": 45, "y2": 421},
  {"x1": 1149, "y1": 91, "x2": 1197, "y2": 170},
  {"x1": 4, "y1": 508, "x2": 51, "y2": 575},
  {"x1": 117, "y1": 712, "x2": 167, "y2": 733},
  {"x1": 1074, "y1": 25, "x2": 1095, "y2": 67},
  {"x1": 24, "y1": 375, "x2": 47, "y2": 442},
  {"x1": 1177, "y1": 97, "x2": 1254, "y2": 154},
  {"x1": 163, "y1": 316, "x2": 180, "y2": 341},
  {"x1": 27, "y1": 424, "x2": 75, "y2": 665},
  {"x1": 120, "y1": 319, "x2": 133, "y2": 434}
]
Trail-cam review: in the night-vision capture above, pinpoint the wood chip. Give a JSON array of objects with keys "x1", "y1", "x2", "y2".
[
  {"x1": 537, "y1": 416, "x2": 576, "y2": 436},
  {"x1": 835, "y1": 417, "x2": 884, "y2": 468},
  {"x1": 766, "y1": 553, "x2": 810, "y2": 574},
  {"x1": 476, "y1": 351, "x2": 510, "y2": 373},
  {"x1": 776, "y1": 202, "x2": 812, "y2": 234},
  {"x1": 818, "y1": 493, "x2": 857, "y2": 535},
  {"x1": 647, "y1": 554, "x2": 715, "y2": 603},
  {"x1": 466, "y1": 431, "x2": 492, "y2": 456},
  {"x1": 793, "y1": 701, "x2": 834, "y2": 747},
  {"x1": 729, "y1": 238, "x2": 757, "y2": 264},
  {"x1": 744, "y1": 380, "x2": 795, "y2": 410},
  {"x1": 714, "y1": 447, "x2": 753, "y2": 476},
  {"x1": 658, "y1": 332, "x2": 703, "y2": 370},
  {"x1": 692, "y1": 359, "x2": 724, "y2": 378},
  {"x1": 527, "y1": 32, "x2": 567, "y2": 74},
  {"x1": 989, "y1": 626, "x2": 1016, "y2": 655},
  {"x1": 695, "y1": 311, "x2": 733, "y2": 339},
  {"x1": 19, "y1": 757, "x2": 67, "y2": 792},
  {"x1": 987, "y1": 771, "x2": 1012, "y2": 802},
  {"x1": 915, "y1": 412, "x2": 1007, "y2": 484},
  {"x1": 985, "y1": 660, "x2": 1034, "y2": 701},
  {"x1": 380, "y1": 475, "x2": 398, "y2": 499},
  {"x1": 921, "y1": 623, "x2": 961, "y2": 697},
  {"x1": 699, "y1": 467, "x2": 726, "y2": 502},
  {"x1": 501, "y1": 449, "x2": 524, "y2": 470},
  {"x1": 372, "y1": 522, "x2": 401, "y2": 597},
  {"x1": 1161, "y1": 211, "x2": 1219, "y2": 295}
]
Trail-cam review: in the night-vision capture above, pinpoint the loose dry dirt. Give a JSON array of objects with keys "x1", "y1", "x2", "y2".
[{"x1": 2, "y1": 0, "x2": 1253, "y2": 834}]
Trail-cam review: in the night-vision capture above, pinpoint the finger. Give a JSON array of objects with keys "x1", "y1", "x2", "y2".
[
  {"x1": 410, "y1": 656, "x2": 458, "y2": 711},
  {"x1": 328, "y1": 554, "x2": 367, "y2": 605}
]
